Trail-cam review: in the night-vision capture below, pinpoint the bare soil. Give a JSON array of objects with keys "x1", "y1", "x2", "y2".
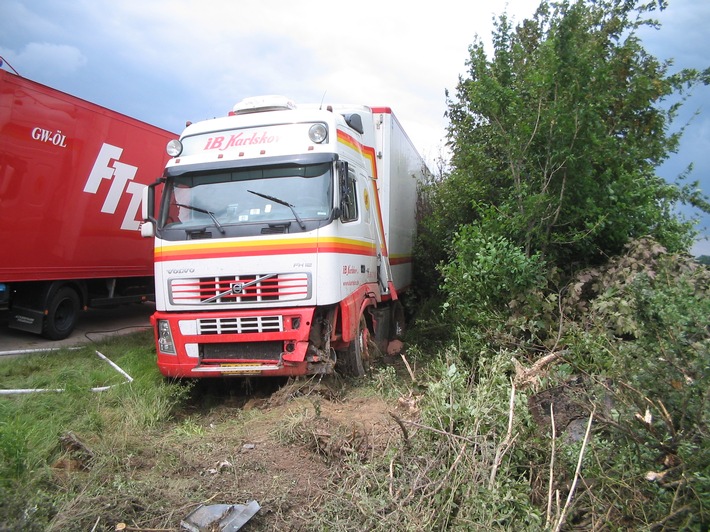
[{"x1": 47, "y1": 375, "x2": 414, "y2": 531}]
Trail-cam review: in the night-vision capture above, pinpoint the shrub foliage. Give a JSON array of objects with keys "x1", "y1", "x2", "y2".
[
  {"x1": 416, "y1": 0, "x2": 709, "y2": 287},
  {"x1": 407, "y1": 0, "x2": 709, "y2": 529}
]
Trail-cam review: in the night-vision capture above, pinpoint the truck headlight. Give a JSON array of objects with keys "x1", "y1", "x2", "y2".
[
  {"x1": 166, "y1": 139, "x2": 183, "y2": 157},
  {"x1": 309, "y1": 123, "x2": 327, "y2": 144},
  {"x1": 157, "y1": 320, "x2": 176, "y2": 354}
]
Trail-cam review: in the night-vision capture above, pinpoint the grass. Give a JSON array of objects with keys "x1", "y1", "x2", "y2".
[
  {"x1": 0, "y1": 330, "x2": 189, "y2": 530},
  {"x1": 0, "y1": 331, "x2": 386, "y2": 531},
  {"x1": 0, "y1": 329, "x2": 646, "y2": 531},
  {"x1": 11, "y1": 310, "x2": 704, "y2": 530}
]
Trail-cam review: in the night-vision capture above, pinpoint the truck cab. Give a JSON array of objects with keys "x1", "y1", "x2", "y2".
[{"x1": 142, "y1": 96, "x2": 424, "y2": 377}]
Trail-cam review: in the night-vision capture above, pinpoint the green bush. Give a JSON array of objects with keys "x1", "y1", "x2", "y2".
[
  {"x1": 440, "y1": 224, "x2": 546, "y2": 329},
  {"x1": 311, "y1": 345, "x2": 544, "y2": 531},
  {"x1": 555, "y1": 244, "x2": 710, "y2": 529},
  {"x1": 413, "y1": 237, "x2": 709, "y2": 529}
]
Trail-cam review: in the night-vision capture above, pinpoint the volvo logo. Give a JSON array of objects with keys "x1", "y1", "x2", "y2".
[
  {"x1": 230, "y1": 282, "x2": 245, "y2": 294},
  {"x1": 167, "y1": 268, "x2": 195, "y2": 274}
]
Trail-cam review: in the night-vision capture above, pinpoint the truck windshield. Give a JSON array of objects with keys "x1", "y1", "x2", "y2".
[{"x1": 159, "y1": 162, "x2": 332, "y2": 233}]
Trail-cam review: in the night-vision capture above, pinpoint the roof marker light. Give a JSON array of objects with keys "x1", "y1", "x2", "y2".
[{"x1": 232, "y1": 95, "x2": 296, "y2": 114}]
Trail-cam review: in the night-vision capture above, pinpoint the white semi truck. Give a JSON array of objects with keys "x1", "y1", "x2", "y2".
[{"x1": 141, "y1": 95, "x2": 426, "y2": 377}]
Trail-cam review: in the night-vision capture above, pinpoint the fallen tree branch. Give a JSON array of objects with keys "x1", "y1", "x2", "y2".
[
  {"x1": 398, "y1": 419, "x2": 480, "y2": 444},
  {"x1": 388, "y1": 411, "x2": 411, "y2": 449},
  {"x1": 553, "y1": 407, "x2": 595, "y2": 532},
  {"x1": 513, "y1": 350, "x2": 569, "y2": 389},
  {"x1": 400, "y1": 353, "x2": 417, "y2": 383},
  {"x1": 489, "y1": 380, "x2": 517, "y2": 488},
  {"x1": 546, "y1": 403, "x2": 557, "y2": 528}
]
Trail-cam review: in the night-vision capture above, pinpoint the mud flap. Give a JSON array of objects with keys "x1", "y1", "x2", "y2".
[
  {"x1": 8, "y1": 306, "x2": 44, "y2": 334},
  {"x1": 367, "y1": 306, "x2": 391, "y2": 353}
]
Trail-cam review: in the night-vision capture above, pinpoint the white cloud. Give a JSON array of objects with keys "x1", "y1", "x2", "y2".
[
  {"x1": 1, "y1": 0, "x2": 547, "y2": 154},
  {"x1": 0, "y1": 42, "x2": 87, "y2": 77},
  {"x1": 54, "y1": 0, "x2": 539, "y2": 154}
]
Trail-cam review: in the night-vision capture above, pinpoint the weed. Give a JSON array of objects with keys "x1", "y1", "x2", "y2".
[
  {"x1": 174, "y1": 416, "x2": 206, "y2": 437},
  {"x1": 371, "y1": 365, "x2": 401, "y2": 398},
  {"x1": 273, "y1": 407, "x2": 313, "y2": 446}
]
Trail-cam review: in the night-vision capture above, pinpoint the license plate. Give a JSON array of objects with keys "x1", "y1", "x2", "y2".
[{"x1": 220, "y1": 363, "x2": 260, "y2": 374}]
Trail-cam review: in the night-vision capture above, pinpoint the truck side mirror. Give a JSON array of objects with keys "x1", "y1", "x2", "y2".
[
  {"x1": 337, "y1": 161, "x2": 350, "y2": 193},
  {"x1": 141, "y1": 179, "x2": 161, "y2": 238},
  {"x1": 141, "y1": 185, "x2": 153, "y2": 221},
  {"x1": 337, "y1": 161, "x2": 349, "y2": 217},
  {"x1": 140, "y1": 221, "x2": 155, "y2": 238},
  {"x1": 344, "y1": 113, "x2": 364, "y2": 134},
  {"x1": 337, "y1": 161, "x2": 358, "y2": 222}
]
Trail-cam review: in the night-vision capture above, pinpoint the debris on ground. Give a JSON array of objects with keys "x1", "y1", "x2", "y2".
[{"x1": 180, "y1": 501, "x2": 261, "y2": 531}]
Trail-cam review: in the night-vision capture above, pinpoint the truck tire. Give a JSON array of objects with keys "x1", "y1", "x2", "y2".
[
  {"x1": 42, "y1": 286, "x2": 80, "y2": 340},
  {"x1": 337, "y1": 315, "x2": 369, "y2": 377}
]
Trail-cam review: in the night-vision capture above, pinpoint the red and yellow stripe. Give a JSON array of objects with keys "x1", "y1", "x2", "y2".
[
  {"x1": 389, "y1": 254, "x2": 412, "y2": 266},
  {"x1": 337, "y1": 129, "x2": 377, "y2": 178},
  {"x1": 155, "y1": 236, "x2": 376, "y2": 262},
  {"x1": 336, "y1": 128, "x2": 389, "y2": 257}
]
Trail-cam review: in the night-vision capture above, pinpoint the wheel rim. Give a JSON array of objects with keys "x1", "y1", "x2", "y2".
[
  {"x1": 54, "y1": 298, "x2": 75, "y2": 332},
  {"x1": 359, "y1": 319, "x2": 370, "y2": 365}
]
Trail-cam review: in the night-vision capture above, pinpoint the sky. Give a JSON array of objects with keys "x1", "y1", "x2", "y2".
[{"x1": 1, "y1": 0, "x2": 709, "y2": 254}]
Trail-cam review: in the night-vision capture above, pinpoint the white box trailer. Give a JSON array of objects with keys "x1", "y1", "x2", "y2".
[
  {"x1": 371, "y1": 107, "x2": 422, "y2": 291},
  {"x1": 142, "y1": 96, "x2": 426, "y2": 377}
]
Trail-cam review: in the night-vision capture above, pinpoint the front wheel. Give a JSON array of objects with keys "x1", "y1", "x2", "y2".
[
  {"x1": 42, "y1": 286, "x2": 80, "y2": 340},
  {"x1": 337, "y1": 315, "x2": 369, "y2": 377}
]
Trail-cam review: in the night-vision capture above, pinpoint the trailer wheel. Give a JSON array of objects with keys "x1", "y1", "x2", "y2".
[
  {"x1": 42, "y1": 286, "x2": 80, "y2": 340},
  {"x1": 338, "y1": 315, "x2": 369, "y2": 377}
]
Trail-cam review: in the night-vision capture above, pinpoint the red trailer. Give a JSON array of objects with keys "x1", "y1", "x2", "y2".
[{"x1": 0, "y1": 68, "x2": 176, "y2": 339}]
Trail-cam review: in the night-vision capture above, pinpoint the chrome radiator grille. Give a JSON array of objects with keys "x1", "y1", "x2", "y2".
[
  {"x1": 169, "y1": 273, "x2": 310, "y2": 305},
  {"x1": 198, "y1": 315, "x2": 284, "y2": 335}
]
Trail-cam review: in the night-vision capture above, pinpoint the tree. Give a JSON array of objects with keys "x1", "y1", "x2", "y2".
[{"x1": 439, "y1": 0, "x2": 709, "y2": 269}]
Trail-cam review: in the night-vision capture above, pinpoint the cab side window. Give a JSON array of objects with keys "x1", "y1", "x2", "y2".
[{"x1": 340, "y1": 165, "x2": 358, "y2": 222}]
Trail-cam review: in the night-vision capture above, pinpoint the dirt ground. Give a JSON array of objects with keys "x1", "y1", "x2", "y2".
[{"x1": 47, "y1": 375, "x2": 418, "y2": 531}]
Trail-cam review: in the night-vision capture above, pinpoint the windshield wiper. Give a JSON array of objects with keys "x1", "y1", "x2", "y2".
[
  {"x1": 174, "y1": 203, "x2": 225, "y2": 234},
  {"x1": 247, "y1": 190, "x2": 306, "y2": 230}
]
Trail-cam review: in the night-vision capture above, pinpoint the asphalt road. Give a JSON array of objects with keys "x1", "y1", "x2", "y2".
[{"x1": 0, "y1": 302, "x2": 155, "y2": 356}]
